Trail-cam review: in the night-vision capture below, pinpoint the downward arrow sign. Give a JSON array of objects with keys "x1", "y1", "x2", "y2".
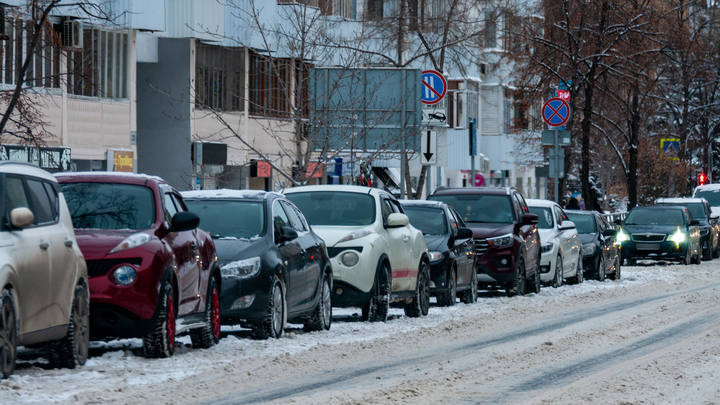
[{"x1": 424, "y1": 131, "x2": 434, "y2": 162}]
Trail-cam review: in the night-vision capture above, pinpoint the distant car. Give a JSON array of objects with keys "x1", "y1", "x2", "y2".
[
  {"x1": 692, "y1": 185, "x2": 720, "y2": 255},
  {"x1": 400, "y1": 200, "x2": 477, "y2": 306},
  {"x1": 565, "y1": 210, "x2": 621, "y2": 281},
  {"x1": 655, "y1": 197, "x2": 719, "y2": 260},
  {"x1": 284, "y1": 185, "x2": 430, "y2": 321},
  {"x1": 57, "y1": 172, "x2": 220, "y2": 358},
  {"x1": 182, "y1": 190, "x2": 333, "y2": 339},
  {"x1": 0, "y1": 162, "x2": 89, "y2": 378},
  {"x1": 526, "y1": 199, "x2": 583, "y2": 287},
  {"x1": 615, "y1": 205, "x2": 701, "y2": 265},
  {"x1": 428, "y1": 187, "x2": 541, "y2": 297}
]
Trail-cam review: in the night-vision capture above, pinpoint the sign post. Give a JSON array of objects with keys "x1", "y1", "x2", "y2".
[{"x1": 542, "y1": 98, "x2": 570, "y2": 203}]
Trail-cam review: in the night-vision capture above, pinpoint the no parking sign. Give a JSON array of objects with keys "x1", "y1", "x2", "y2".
[{"x1": 421, "y1": 70, "x2": 447, "y2": 105}]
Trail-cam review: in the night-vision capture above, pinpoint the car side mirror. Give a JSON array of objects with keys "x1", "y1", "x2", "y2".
[
  {"x1": 613, "y1": 218, "x2": 622, "y2": 225},
  {"x1": 559, "y1": 220, "x2": 576, "y2": 230},
  {"x1": 387, "y1": 213, "x2": 409, "y2": 228},
  {"x1": 521, "y1": 213, "x2": 538, "y2": 225},
  {"x1": 689, "y1": 219, "x2": 700, "y2": 226},
  {"x1": 602, "y1": 229, "x2": 616, "y2": 237},
  {"x1": 169, "y1": 212, "x2": 200, "y2": 233},
  {"x1": 278, "y1": 226, "x2": 298, "y2": 242},
  {"x1": 10, "y1": 207, "x2": 34, "y2": 229},
  {"x1": 456, "y1": 227, "x2": 473, "y2": 239}
]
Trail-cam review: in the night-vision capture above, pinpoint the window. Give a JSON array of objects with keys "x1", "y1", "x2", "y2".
[
  {"x1": 61, "y1": 183, "x2": 156, "y2": 230},
  {"x1": 249, "y1": 53, "x2": 310, "y2": 118},
  {"x1": 185, "y1": 199, "x2": 265, "y2": 239},
  {"x1": 367, "y1": 0, "x2": 383, "y2": 19},
  {"x1": 68, "y1": 29, "x2": 129, "y2": 98},
  {"x1": 281, "y1": 201, "x2": 307, "y2": 232},
  {"x1": 4, "y1": 177, "x2": 29, "y2": 222},
  {"x1": 484, "y1": 10, "x2": 497, "y2": 48},
  {"x1": 26, "y1": 179, "x2": 55, "y2": 225},
  {"x1": 319, "y1": 0, "x2": 356, "y2": 18},
  {"x1": 285, "y1": 191, "x2": 376, "y2": 226},
  {"x1": 381, "y1": 199, "x2": 393, "y2": 224},
  {"x1": 196, "y1": 43, "x2": 245, "y2": 111},
  {"x1": 43, "y1": 182, "x2": 59, "y2": 219},
  {"x1": 1, "y1": 19, "x2": 61, "y2": 88},
  {"x1": 272, "y1": 200, "x2": 291, "y2": 241},
  {"x1": 164, "y1": 193, "x2": 178, "y2": 224}
]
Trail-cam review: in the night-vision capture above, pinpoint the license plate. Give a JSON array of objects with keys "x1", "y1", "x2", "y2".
[{"x1": 636, "y1": 243, "x2": 660, "y2": 250}]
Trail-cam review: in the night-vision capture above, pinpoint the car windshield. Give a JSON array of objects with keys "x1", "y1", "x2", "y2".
[
  {"x1": 286, "y1": 191, "x2": 376, "y2": 226},
  {"x1": 528, "y1": 207, "x2": 553, "y2": 229},
  {"x1": 403, "y1": 206, "x2": 447, "y2": 235},
  {"x1": 566, "y1": 213, "x2": 597, "y2": 234},
  {"x1": 185, "y1": 200, "x2": 265, "y2": 239},
  {"x1": 624, "y1": 209, "x2": 685, "y2": 226},
  {"x1": 657, "y1": 202, "x2": 705, "y2": 219},
  {"x1": 695, "y1": 189, "x2": 720, "y2": 207},
  {"x1": 61, "y1": 182, "x2": 155, "y2": 230},
  {"x1": 429, "y1": 194, "x2": 515, "y2": 224}
]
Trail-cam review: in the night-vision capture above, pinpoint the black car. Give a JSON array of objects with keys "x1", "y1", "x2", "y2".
[
  {"x1": 615, "y1": 205, "x2": 702, "y2": 265},
  {"x1": 400, "y1": 200, "x2": 477, "y2": 306},
  {"x1": 655, "y1": 198, "x2": 719, "y2": 260},
  {"x1": 565, "y1": 210, "x2": 621, "y2": 281},
  {"x1": 182, "y1": 190, "x2": 333, "y2": 339}
]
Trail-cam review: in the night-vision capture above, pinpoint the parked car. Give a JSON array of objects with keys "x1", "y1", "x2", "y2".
[
  {"x1": 0, "y1": 162, "x2": 89, "y2": 378},
  {"x1": 428, "y1": 187, "x2": 541, "y2": 297},
  {"x1": 615, "y1": 205, "x2": 701, "y2": 265},
  {"x1": 565, "y1": 210, "x2": 621, "y2": 281},
  {"x1": 182, "y1": 190, "x2": 333, "y2": 339},
  {"x1": 56, "y1": 172, "x2": 220, "y2": 358},
  {"x1": 399, "y1": 200, "x2": 477, "y2": 306},
  {"x1": 526, "y1": 199, "x2": 583, "y2": 287},
  {"x1": 284, "y1": 185, "x2": 430, "y2": 321},
  {"x1": 655, "y1": 197, "x2": 719, "y2": 260}
]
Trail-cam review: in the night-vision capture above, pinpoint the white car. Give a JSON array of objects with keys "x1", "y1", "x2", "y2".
[
  {"x1": 284, "y1": 185, "x2": 430, "y2": 321},
  {"x1": 526, "y1": 199, "x2": 583, "y2": 287}
]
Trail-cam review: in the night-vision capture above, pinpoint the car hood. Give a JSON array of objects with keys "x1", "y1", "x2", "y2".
[
  {"x1": 538, "y1": 228, "x2": 558, "y2": 244},
  {"x1": 579, "y1": 233, "x2": 597, "y2": 244},
  {"x1": 74, "y1": 229, "x2": 144, "y2": 260},
  {"x1": 308, "y1": 225, "x2": 374, "y2": 247},
  {"x1": 467, "y1": 223, "x2": 515, "y2": 239},
  {"x1": 423, "y1": 234, "x2": 449, "y2": 252},
  {"x1": 214, "y1": 237, "x2": 269, "y2": 263},
  {"x1": 621, "y1": 224, "x2": 680, "y2": 234}
]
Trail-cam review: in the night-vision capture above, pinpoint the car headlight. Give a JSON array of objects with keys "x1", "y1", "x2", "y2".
[
  {"x1": 583, "y1": 243, "x2": 597, "y2": 256},
  {"x1": 110, "y1": 233, "x2": 152, "y2": 254},
  {"x1": 541, "y1": 243, "x2": 554, "y2": 254},
  {"x1": 221, "y1": 257, "x2": 262, "y2": 279},
  {"x1": 340, "y1": 251, "x2": 360, "y2": 267},
  {"x1": 670, "y1": 228, "x2": 686, "y2": 245},
  {"x1": 429, "y1": 251, "x2": 444, "y2": 262},
  {"x1": 488, "y1": 233, "x2": 513, "y2": 247},
  {"x1": 112, "y1": 265, "x2": 137, "y2": 286},
  {"x1": 616, "y1": 229, "x2": 629, "y2": 243},
  {"x1": 337, "y1": 228, "x2": 375, "y2": 244}
]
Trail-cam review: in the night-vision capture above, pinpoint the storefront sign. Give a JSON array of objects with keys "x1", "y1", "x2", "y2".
[
  {"x1": 107, "y1": 149, "x2": 134, "y2": 172},
  {"x1": 0, "y1": 145, "x2": 71, "y2": 172}
]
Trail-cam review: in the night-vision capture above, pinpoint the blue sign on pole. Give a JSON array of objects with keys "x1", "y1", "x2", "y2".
[
  {"x1": 542, "y1": 98, "x2": 570, "y2": 127},
  {"x1": 421, "y1": 70, "x2": 447, "y2": 105}
]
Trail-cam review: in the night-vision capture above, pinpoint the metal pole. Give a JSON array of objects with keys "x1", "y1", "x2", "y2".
[
  {"x1": 554, "y1": 127, "x2": 559, "y2": 204},
  {"x1": 710, "y1": 142, "x2": 714, "y2": 183}
]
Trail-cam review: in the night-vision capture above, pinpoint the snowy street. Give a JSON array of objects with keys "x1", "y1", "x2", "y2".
[{"x1": 4, "y1": 261, "x2": 720, "y2": 404}]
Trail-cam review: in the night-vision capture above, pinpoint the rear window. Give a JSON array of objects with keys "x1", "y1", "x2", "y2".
[
  {"x1": 286, "y1": 191, "x2": 376, "y2": 226},
  {"x1": 61, "y1": 183, "x2": 156, "y2": 230},
  {"x1": 656, "y1": 202, "x2": 705, "y2": 219},
  {"x1": 694, "y1": 189, "x2": 720, "y2": 207},
  {"x1": 185, "y1": 200, "x2": 265, "y2": 239},
  {"x1": 403, "y1": 206, "x2": 447, "y2": 235},
  {"x1": 566, "y1": 213, "x2": 597, "y2": 234},
  {"x1": 429, "y1": 194, "x2": 515, "y2": 224}
]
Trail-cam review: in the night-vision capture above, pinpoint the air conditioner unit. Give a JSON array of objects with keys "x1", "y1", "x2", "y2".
[{"x1": 62, "y1": 20, "x2": 83, "y2": 50}]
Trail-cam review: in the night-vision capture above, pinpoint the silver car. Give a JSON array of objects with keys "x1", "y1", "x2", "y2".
[{"x1": 0, "y1": 162, "x2": 89, "y2": 378}]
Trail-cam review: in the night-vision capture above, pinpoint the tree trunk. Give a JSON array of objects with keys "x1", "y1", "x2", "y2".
[
  {"x1": 416, "y1": 165, "x2": 427, "y2": 199},
  {"x1": 580, "y1": 81, "x2": 595, "y2": 211}
]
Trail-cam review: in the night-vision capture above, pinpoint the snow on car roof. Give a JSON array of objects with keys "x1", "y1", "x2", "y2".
[
  {"x1": 181, "y1": 189, "x2": 279, "y2": 200},
  {"x1": 694, "y1": 184, "x2": 720, "y2": 192},
  {"x1": 399, "y1": 200, "x2": 445, "y2": 207},
  {"x1": 55, "y1": 171, "x2": 166, "y2": 183},
  {"x1": 656, "y1": 197, "x2": 705, "y2": 204},
  {"x1": 525, "y1": 198, "x2": 558, "y2": 208},
  {"x1": 282, "y1": 185, "x2": 378, "y2": 195}
]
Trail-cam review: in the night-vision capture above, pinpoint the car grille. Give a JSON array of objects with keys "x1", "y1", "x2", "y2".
[
  {"x1": 631, "y1": 234, "x2": 666, "y2": 242},
  {"x1": 86, "y1": 258, "x2": 143, "y2": 278},
  {"x1": 474, "y1": 238, "x2": 489, "y2": 256},
  {"x1": 327, "y1": 247, "x2": 363, "y2": 258}
]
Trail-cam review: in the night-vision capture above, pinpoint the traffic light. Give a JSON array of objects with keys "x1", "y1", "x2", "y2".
[{"x1": 698, "y1": 170, "x2": 708, "y2": 186}]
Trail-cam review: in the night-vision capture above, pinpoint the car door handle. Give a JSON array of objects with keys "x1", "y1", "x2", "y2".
[
  {"x1": 39, "y1": 242, "x2": 49, "y2": 250},
  {"x1": 65, "y1": 239, "x2": 74, "y2": 247}
]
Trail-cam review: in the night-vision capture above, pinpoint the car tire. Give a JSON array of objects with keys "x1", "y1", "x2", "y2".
[
  {"x1": 552, "y1": 255, "x2": 563, "y2": 288},
  {"x1": 527, "y1": 263, "x2": 541, "y2": 294},
  {"x1": 713, "y1": 241, "x2": 720, "y2": 259},
  {"x1": 609, "y1": 255, "x2": 621, "y2": 280},
  {"x1": 598, "y1": 256, "x2": 606, "y2": 282},
  {"x1": 692, "y1": 248, "x2": 702, "y2": 265},
  {"x1": 570, "y1": 255, "x2": 584, "y2": 284},
  {"x1": 436, "y1": 269, "x2": 457, "y2": 307},
  {"x1": 625, "y1": 258, "x2": 637, "y2": 266},
  {"x1": 362, "y1": 262, "x2": 390, "y2": 322},
  {"x1": 252, "y1": 276, "x2": 286, "y2": 339},
  {"x1": 51, "y1": 283, "x2": 90, "y2": 368},
  {"x1": 0, "y1": 290, "x2": 17, "y2": 379},
  {"x1": 404, "y1": 261, "x2": 430, "y2": 317},
  {"x1": 143, "y1": 281, "x2": 176, "y2": 358},
  {"x1": 703, "y1": 240, "x2": 712, "y2": 261},
  {"x1": 304, "y1": 273, "x2": 332, "y2": 332},
  {"x1": 507, "y1": 258, "x2": 526, "y2": 297},
  {"x1": 460, "y1": 268, "x2": 478, "y2": 304},
  {"x1": 190, "y1": 277, "x2": 221, "y2": 348}
]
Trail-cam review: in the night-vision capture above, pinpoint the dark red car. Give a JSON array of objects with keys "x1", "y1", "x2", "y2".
[{"x1": 55, "y1": 172, "x2": 221, "y2": 357}]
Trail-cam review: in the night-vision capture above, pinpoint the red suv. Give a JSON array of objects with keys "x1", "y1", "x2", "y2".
[
  {"x1": 428, "y1": 187, "x2": 541, "y2": 296},
  {"x1": 56, "y1": 173, "x2": 221, "y2": 357}
]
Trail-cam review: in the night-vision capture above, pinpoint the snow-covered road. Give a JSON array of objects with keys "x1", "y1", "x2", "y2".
[{"x1": 4, "y1": 261, "x2": 720, "y2": 404}]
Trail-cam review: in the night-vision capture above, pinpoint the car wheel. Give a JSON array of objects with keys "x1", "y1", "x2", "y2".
[
  {"x1": 703, "y1": 240, "x2": 712, "y2": 261},
  {"x1": 143, "y1": 280, "x2": 176, "y2": 358},
  {"x1": 253, "y1": 276, "x2": 286, "y2": 339},
  {"x1": 507, "y1": 258, "x2": 526, "y2": 297},
  {"x1": 598, "y1": 256, "x2": 606, "y2": 282},
  {"x1": 436, "y1": 269, "x2": 457, "y2": 307},
  {"x1": 571, "y1": 255, "x2": 584, "y2": 284},
  {"x1": 0, "y1": 291, "x2": 17, "y2": 379},
  {"x1": 461, "y1": 268, "x2": 478, "y2": 304},
  {"x1": 609, "y1": 255, "x2": 621, "y2": 280},
  {"x1": 51, "y1": 283, "x2": 89, "y2": 368},
  {"x1": 304, "y1": 273, "x2": 332, "y2": 332},
  {"x1": 191, "y1": 276, "x2": 221, "y2": 348},
  {"x1": 363, "y1": 262, "x2": 391, "y2": 322},
  {"x1": 552, "y1": 255, "x2": 563, "y2": 288},
  {"x1": 405, "y1": 261, "x2": 430, "y2": 317},
  {"x1": 713, "y1": 241, "x2": 720, "y2": 259},
  {"x1": 692, "y1": 247, "x2": 702, "y2": 265}
]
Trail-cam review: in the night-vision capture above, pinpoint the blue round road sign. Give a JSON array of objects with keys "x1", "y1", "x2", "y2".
[
  {"x1": 421, "y1": 70, "x2": 447, "y2": 105},
  {"x1": 542, "y1": 98, "x2": 570, "y2": 127}
]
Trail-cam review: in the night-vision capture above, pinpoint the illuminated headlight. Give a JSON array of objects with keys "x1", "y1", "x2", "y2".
[
  {"x1": 221, "y1": 257, "x2": 261, "y2": 279},
  {"x1": 110, "y1": 233, "x2": 152, "y2": 253},
  {"x1": 112, "y1": 265, "x2": 137, "y2": 286},
  {"x1": 583, "y1": 243, "x2": 597, "y2": 256},
  {"x1": 541, "y1": 243, "x2": 554, "y2": 254},
  {"x1": 670, "y1": 229, "x2": 686, "y2": 245},
  {"x1": 616, "y1": 229, "x2": 629, "y2": 243},
  {"x1": 340, "y1": 251, "x2": 360, "y2": 267},
  {"x1": 488, "y1": 233, "x2": 513, "y2": 247},
  {"x1": 429, "y1": 251, "x2": 444, "y2": 262}
]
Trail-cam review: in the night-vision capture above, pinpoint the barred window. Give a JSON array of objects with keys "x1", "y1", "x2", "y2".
[
  {"x1": 1, "y1": 19, "x2": 62, "y2": 89},
  {"x1": 195, "y1": 43, "x2": 245, "y2": 111},
  {"x1": 249, "y1": 53, "x2": 310, "y2": 119},
  {"x1": 68, "y1": 29, "x2": 129, "y2": 99}
]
